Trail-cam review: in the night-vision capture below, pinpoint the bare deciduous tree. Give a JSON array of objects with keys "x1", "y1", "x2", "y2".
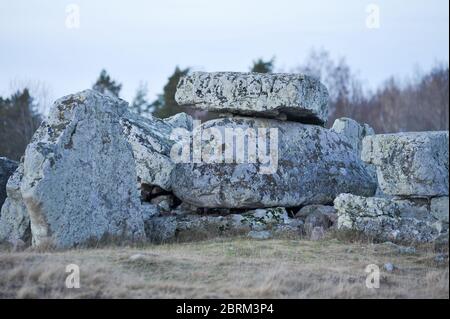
[{"x1": 293, "y1": 49, "x2": 449, "y2": 133}]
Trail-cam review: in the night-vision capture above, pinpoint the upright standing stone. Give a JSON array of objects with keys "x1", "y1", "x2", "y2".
[
  {"x1": 20, "y1": 90, "x2": 146, "y2": 248},
  {"x1": 362, "y1": 131, "x2": 449, "y2": 197},
  {"x1": 175, "y1": 72, "x2": 329, "y2": 124}
]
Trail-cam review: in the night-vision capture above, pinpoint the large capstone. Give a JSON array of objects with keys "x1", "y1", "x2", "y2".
[
  {"x1": 362, "y1": 131, "x2": 449, "y2": 197},
  {"x1": 170, "y1": 117, "x2": 377, "y2": 208},
  {"x1": 20, "y1": 90, "x2": 147, "y2": 248},
  {"x1": 334, "y1": 193, "x2": 444, "y2": 243},
  {"x1": 0, "y1": 157, "x2": 18, "y2": 207},
  {"x1": 175, "y1": 72, "x2": 329, "y2": 124}
]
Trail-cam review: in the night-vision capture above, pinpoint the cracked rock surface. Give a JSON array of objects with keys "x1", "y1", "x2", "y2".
[
  {"x1": 0, "y1": 90, "x2": 193, "y2": 248},
  {"x1": 20, "y1": 90, "x2": 146, "y2": 247},
  {"x1": 362, "y1": 131, "x2": 449, "y2": 197},
  {"x1": 121, "y1": 111, "x2": 192, "y2": 190},
  {"x1": 334, "y1": 194, "x2": 445, "y2": 243},
  {"x1": 171, "y1": 117, "x2": 377, "y2": 208}
]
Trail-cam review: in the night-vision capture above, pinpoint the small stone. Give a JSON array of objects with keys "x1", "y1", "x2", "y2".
[
  {"x1": 397, "y1": 246, "x2": 416, "y2": 255},
  {"x1": 295, "y1": 204, "x2": 336, "y2": 219},
  {"x1": 150, "y1": 195, "x2": 174, "y2": 212},
  {"x1": 296, "y1": 205, "x2": 337, "y2": 235},
  {"x1": 247, "y1": 230, "x2": 272, "y2": 240},
  {"x1": 304, "y1": 212, "x2": 333, "y2": 235},
  {"x1": 332, "y1": 117, "x2": 375, "y2": 154},
  {"x1": 129, "y1": 254, "x2": 145, "y2": 261},
  {"x1": 434, "y1": 253, "x2": 448, "y2": 265},
  {"x1": 384, "y1": 263, "x2": 395, "y2": 272}
]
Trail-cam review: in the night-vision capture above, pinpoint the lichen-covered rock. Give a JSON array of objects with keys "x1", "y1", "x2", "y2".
[
  {"x1": 0, "y1": 163, "x2": 30, "y2": 244},
  {"x1": 141, "y1": 202, "x2": 160, "y2": 221},
  {"x1": 248, "y1": 230, "x2": 272, "y2": 240},
  {"x1": 175, "y1": 72, "x2": 329, "y2": 124},
  {"x1": 304, "y1": 212, "x2": 335, "y2": 235},
  {"x1": 0, "y1": 157, "x2": 18, "y2": 207},
  {"x1": 362, "y1": 131, "x2": 449, "y2": 197},
  {"x1": 144, "y1": 207, "x2": 302, "y2": 243},
  {"x1": 332, "y1": 117, "x2": 378, "y2": 190},
  {"x1": 238, "y1": 207, "x2": 291, "y2": 230},
  {"x1": 334, "y1": 194, "x2": 443, "y2": 243},
  {"x1": 430, "y1": 197, "x2": 449, "y2": 224},
  {"x1": 121, "y1": 111, "x2": 193, "y2": 190},
  {"x1": 20, "y1": 90, "x2": 146, "y2": 248},
  {"x1": 163, "y1": 112, "x2": 193, "y2": 131},
  {"x1": 150, "y1": 195, "x2": 175, "y2": 212},
  {"x1": 332, "y1": 118, "x2": 375, "y2": 155},
  {"x1": 171, "y1": 117, "x2": 377, "y2": 208}
]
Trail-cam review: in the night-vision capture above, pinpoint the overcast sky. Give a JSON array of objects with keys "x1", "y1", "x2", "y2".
[{"x1": 0, "y1": 0, "x2": 448, "y2": 107}]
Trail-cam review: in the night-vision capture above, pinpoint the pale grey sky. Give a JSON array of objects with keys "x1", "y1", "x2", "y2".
[{"x1": 0, "y1": 0, "x2": 448, "y2": 107}]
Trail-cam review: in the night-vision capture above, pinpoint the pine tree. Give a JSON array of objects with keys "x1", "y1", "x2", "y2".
[
  {"x1": 152, "y1": 66, "x2": 190, "y2": 118},
  {"x1": 130, "y1": 82, "x2": 152, "y2": 116},
  {"x1": 250, "y1": 57, "x2": 275, "y2": 73},
  {"x1": 92, "y1": 69, "x2": 122, "y2": 97}
]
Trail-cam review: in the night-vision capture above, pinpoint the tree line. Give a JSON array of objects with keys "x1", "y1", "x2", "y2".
[{"x1": 1, "y1": 51, "x2": 448, "y2": 160}]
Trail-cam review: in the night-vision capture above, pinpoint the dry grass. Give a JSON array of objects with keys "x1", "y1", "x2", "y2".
[{"x1": 0, "y1": 237, "x2": 448, "y2": 299}]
